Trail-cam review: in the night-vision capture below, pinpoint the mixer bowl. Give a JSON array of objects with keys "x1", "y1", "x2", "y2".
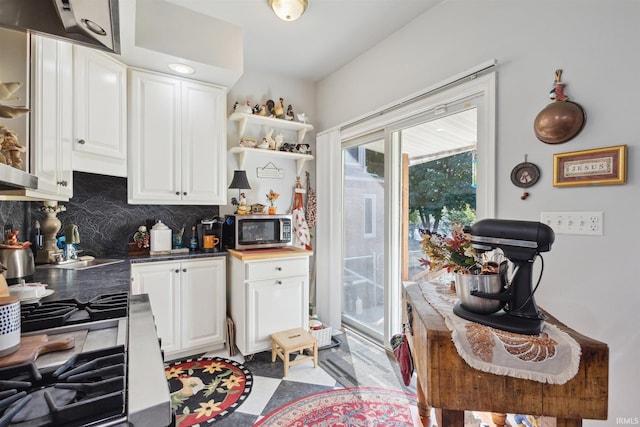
[{"x1": 455, "y1": 272, "x2": 505, "y2": 314}]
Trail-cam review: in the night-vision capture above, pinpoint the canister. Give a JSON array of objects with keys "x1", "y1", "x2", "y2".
[
  {"x1": 0, "y1": 296, "x2": 21, "y2": 357},
  {"x1": 150, "y1": 221, "x2": 172, "y2": 253}
]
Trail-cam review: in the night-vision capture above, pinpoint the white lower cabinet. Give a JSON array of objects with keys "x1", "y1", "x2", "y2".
[
  {"x1": 228, "y1": 253, "x2": 310, "y2": 356},
  {"x1": 130, "y1": 258, "x2": 226, "y2": 360}
]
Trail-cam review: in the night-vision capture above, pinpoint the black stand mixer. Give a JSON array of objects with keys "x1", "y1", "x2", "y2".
[{"x1": 452, "y1": 218, "x2": 555, "y2": 335}]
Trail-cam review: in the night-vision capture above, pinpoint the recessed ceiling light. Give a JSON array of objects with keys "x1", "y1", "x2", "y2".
[{"x1": 168, "y1": 63, "x2": 195, "y2": 75}]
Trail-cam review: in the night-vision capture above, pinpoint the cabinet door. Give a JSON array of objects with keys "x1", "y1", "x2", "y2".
[
  {"x1": 73, "y1": 46, "x2": 127, "y2": 176},
  {"x1": 128, "y1": 70, "x2": 181, "y2": 204},
  {"x1": 181, "y1": 81, "x2": 227, "y2": 204},
  {"x1": 30, "y1": 36, "x2": 73, "y2": 199},
  {"x1": 131, "y1": 262, "x2": 181, "y2": 355},
  {"x1": 180, "y1": 258, "x2": 226, "y2": 349},
  {"x1": 247, "y1": 276, "x2": 308, "y2": 354}
]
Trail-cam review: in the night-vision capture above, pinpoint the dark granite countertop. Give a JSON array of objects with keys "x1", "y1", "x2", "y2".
[{"x1": 31, "y1": 251, "x2": 227, "y2": 303}]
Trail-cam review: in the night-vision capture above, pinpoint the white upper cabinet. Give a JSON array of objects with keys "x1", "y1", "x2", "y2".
[
  {"x1": 127, "y1": 69, "x2": 227, "y2": 205},
  {"x1": 29, "y1": 35, "x2": 73, "y2": 201},
  {"x1": 72, "y1": 46, "x2": 127, "y2": 177}
]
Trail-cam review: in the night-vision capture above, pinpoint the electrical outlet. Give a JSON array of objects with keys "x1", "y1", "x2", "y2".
[{"x1": 540, "y1": 211, "x2": 603, "y2": 235}]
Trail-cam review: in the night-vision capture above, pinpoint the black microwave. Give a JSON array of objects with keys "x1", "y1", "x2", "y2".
[{"x1": 222, "y1": 214, "x2": 293, "y2": 250}]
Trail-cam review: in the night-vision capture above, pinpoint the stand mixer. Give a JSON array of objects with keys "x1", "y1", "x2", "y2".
[{"x1": 453, "y1": 218, "x2": 555, "y2": 335}]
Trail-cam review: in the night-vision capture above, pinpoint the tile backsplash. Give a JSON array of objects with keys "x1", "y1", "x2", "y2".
[{"x1": 0, "y1": 171, "x2": 220, "y2": 256}]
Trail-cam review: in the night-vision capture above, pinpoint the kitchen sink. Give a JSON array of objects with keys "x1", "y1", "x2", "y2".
[{"x1": 40, "y1": 258, "x2": 125, "y2": 270}]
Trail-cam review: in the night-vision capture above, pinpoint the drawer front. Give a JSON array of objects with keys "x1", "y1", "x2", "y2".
[{"x1": 245, "y1": 257, "x2": 308, "y2": 280}]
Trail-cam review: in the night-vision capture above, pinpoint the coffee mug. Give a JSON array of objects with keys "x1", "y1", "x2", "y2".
[{"x1": 203, "y1": 234, "x2": 220, "y2": 250}]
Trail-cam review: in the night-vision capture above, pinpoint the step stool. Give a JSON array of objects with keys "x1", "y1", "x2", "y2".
[{"x1": 271, "y1": 328, "x2": 318, "y2": 377}]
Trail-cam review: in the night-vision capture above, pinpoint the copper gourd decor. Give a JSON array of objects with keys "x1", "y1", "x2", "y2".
[{"x1": 534, "y1": 69, "x2": 585, "y2": 144}]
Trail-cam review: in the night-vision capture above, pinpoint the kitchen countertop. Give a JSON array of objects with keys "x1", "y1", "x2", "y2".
[
  {"x1": 31, "y1": 250, "x2": 227, "y2": 302},
  {"x1": 227, "y1": 247, "x2": 312, "y2": 261}
]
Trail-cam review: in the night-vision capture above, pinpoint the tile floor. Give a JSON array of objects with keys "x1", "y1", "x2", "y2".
[{"x1": 192, "y1": 331, "x2": 421, "y2": 426}]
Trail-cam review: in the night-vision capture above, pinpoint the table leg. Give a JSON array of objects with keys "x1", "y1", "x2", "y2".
[
  {"x1": 436, "y1": 408, "x2": 464, "y2": 427},
  {"x1": 556, "y1": 419, "x2": 582, "y2": 427},
  {"x1": 415, "y1": 377, "x2": 431, "y2": 426},
  {"x1": 492, "y1": 413, "x2": 507, "y2": 426}
]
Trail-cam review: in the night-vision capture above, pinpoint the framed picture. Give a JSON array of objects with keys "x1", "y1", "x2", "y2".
[{"x1": 553, "y1": 145, "x2": 627, "y2": 187}]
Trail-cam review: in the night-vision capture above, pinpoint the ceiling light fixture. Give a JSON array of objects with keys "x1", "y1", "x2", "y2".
[
  {"x1": 269, "y1": 0, "x2": 308, "y2": 21},
  {"x1": 168, "y1": 63, "x2": 195, "y2": 75}
]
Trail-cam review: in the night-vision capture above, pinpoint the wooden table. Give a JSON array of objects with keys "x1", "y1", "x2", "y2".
[{"x1": 402, "y1": 282, "x2": 608, "y2": 427}]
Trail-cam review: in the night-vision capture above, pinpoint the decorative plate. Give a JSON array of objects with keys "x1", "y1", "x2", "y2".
[{"x1": 510, "y1": 161, "x2": 540, "y2": 188}]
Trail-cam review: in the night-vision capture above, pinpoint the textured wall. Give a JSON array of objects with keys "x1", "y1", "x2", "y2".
[{"x1": 0, "y1": 172, "x2": 220, "y2": 256}]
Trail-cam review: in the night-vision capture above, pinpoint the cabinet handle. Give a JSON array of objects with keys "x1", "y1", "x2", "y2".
[
  {"x1": 57, "y1": 180, "x2": 68, "y2": 187},
  {"x1": 183, "y1": 192, "x2": 187, "y2": 196},
  {"x1": 175, "y1": 191, "x2": 180, "y2": 196},
  {"x1": 174, "y1": 269, "x2": 179, "y2": 273},
  {"x1": 276, "y1": 280, "x2": 283, "y2": 285},
  {"x1": 77, "y1": 139, "x2": 86, "y2": 144},
  {"x1": 182, "y1": 268, "x2": 187, "y2": 272},
  {"x1": 276, "y1": 267, "x2": 282, "y2": 271}
]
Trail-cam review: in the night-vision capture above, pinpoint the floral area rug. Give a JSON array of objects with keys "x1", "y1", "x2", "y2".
[
  {"x1": 254, "y1": 387, "x2": 418, "y2": 427},
  {"x1": 165, "y1": 356, "x2": 253, "y2": 427}
]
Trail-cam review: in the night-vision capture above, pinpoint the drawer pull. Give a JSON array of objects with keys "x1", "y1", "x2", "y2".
[
  {"x1": 276, "y1": 280, "x2": 283, "y2": 285},
  {"x1": 276, "y1": 267, "x2": 283, "y2": 271},
  {"x1": 175, "y1": 269, "x2": 179, "y2": 273},
  {"x1": 183, "y1": 268, "x2": 187, "y2": 272},
  {"x1": 77, "y1": 139, "x2": 86, "y2": 144}
]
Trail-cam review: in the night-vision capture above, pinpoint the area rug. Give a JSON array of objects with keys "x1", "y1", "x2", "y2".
[
  {"x1": 165, "y1": 356, "x2": 253, "y2": 427},
  {"x1": 254, "y1": 387, "x2": 418, "y2": 427}
]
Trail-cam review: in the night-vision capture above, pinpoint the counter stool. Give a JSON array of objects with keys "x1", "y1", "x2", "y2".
[{"x1": 271, "y1": 328, "x2": 318, "y2": 377}]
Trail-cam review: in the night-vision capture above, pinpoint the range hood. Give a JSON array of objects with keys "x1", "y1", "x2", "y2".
[
  {"x1": 0, "y1": 163, "x2": 37, "y2": 191},
  {"x1": 0, "y1": 0, "x2": 120, "y2": 54}
]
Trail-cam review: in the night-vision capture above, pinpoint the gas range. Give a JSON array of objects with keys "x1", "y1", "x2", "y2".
[{"x1": 0, "y1": 293, "x2": 130, "y2": 426}]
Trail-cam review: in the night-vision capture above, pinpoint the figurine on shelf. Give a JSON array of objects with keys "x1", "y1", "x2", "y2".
[
  {"x1": 240, "y1": 137, "x2": 258, "y2": 148},
  {"x1": 231, "y1": 101, "x2": 239, "y2": 114},
  {"x1": 258, "y1": 104, "x2": 267, "y2": 116},
  {"x1": 296, "y1": 143, "x2": 311, "y2": 154},
  {"x1": 266, "y1": 99, "x2": 276, "y2": 117},
  {"x1": 285, "y1": 104, "x2": 295, "y2": 121},
  {"x1": 241, "y1": 101, "x2": 253, "y2": 114},
  {"x1": 0, "y1": 125, "x2": 26, "y2": 169},
  {"x1": 253, "y1": 103, "x2": 261, "y2": 114},
  {"x1": 274, "y1": 97, "x2": 285, "y2": 119},
  {"x1": 237, "y1": 192, "x2": 249, "y2": 215},
  {"x1": 133, "y1": 225, "x2": 150, "y2": 249},
  {"x1": 279, "y1": 143, "x2": 295, "y2": 153},
  {"x1": 264, "y1": 129, "x2": 276, "y2": 150},
  {"x1": 274, "y1": 133, "x2": 284, "y2": 151},
  {"x1": 297, "y1": 112, "x2": 308, "y2": 124}
]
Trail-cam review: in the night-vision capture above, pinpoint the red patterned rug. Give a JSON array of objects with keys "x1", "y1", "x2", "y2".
[
  {"x1": 254, "y1": 387, "x2": 418, "y2": 427},
  {"x1": 165, "y1": 356, "x2": 252, "y2": 427}
]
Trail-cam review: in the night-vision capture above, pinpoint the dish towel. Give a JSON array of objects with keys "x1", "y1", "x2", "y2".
[
  {"x1": 419, "y1": 280, "x2": 581, "y2": 385},
  {"x1": 390, "y1": 333, "x2": 414, "y2": 386},
  {"x1": 291, "y1": 179, "x2": 311, "y2": 250}
]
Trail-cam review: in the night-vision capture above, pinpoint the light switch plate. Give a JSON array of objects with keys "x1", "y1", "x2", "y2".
[{"x1": 540, "y1": 211, "x2": 603, "y2": 236}]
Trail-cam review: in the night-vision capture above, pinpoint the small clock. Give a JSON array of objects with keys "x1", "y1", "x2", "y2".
[{"x1": 510, "y1": 160, "x2": 540, "y2": 189}]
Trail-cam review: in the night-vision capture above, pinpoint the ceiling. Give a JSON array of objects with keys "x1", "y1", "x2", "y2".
[{"x1": 121, "y1": 0, "x2": 443, "y2": 84}]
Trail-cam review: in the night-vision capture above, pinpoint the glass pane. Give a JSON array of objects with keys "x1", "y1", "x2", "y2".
[
  {"x1": 342, "y1": 142, "x2": 385, "y2": 340},
  {"x1": 404, "y1": 108, "x2": 478, "y2": 281}
]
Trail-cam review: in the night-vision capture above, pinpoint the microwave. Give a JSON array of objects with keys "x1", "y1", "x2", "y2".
[{"x1": 223, "y1": 214, "x2": 293, "y2": 250}]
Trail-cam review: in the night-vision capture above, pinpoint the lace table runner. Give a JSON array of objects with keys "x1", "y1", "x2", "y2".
[{"x1": 419, "y1": 281, "x2": 581, "y2": 385}]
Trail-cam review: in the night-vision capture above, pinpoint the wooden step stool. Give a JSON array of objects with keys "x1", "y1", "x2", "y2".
[{"x1": 271, "y1": 328, "x2": 318, "y2": 377}]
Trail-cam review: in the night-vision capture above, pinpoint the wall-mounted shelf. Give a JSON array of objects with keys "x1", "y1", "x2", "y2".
[
  {"x1": 229, "y1": 112, "x2": 314, "y2": 145},
  {"x1": 229, "y1": 146, "x2": 313, "y2": 176}
]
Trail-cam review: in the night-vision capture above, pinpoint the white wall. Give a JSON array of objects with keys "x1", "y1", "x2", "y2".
[
  {"x1": 224, "y1": 70, "x2": 316, "y2": 216},
  {"x1": 315, "y1": 0, "x2": 639, "y2": 424}
]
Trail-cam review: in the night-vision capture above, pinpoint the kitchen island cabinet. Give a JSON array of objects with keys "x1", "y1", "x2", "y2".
[
  {"x1": 227, "y1": 248, "x2": 311, "y2": 356},
  {"x1": 131, "y1": 257, "x2": 226, "y2": 360},
  {"x1": 128, "y1": 69, "x2": 227, "y2": 205}
]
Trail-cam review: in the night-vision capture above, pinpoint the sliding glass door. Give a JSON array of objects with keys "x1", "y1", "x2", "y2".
[{"x1": 340, "y1": 88, "x2": 490, "y2": 345}]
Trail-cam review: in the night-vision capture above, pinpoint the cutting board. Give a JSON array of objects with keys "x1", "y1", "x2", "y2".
[{"x1": 0, "y1": 334, "x2": 75, "y2": 368}]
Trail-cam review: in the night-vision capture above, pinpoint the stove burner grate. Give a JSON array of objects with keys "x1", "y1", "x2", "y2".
[
  {"x1": 21, "y1": 293, "x2": 128, "y2": 333},
  {"x1": 0, "y1": 345, "x2": 126, "y2": 427}
]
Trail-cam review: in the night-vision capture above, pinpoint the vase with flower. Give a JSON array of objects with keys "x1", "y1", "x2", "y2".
[{"x1": 266, "y1": 189, "x2": 279, "y2": 214}]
